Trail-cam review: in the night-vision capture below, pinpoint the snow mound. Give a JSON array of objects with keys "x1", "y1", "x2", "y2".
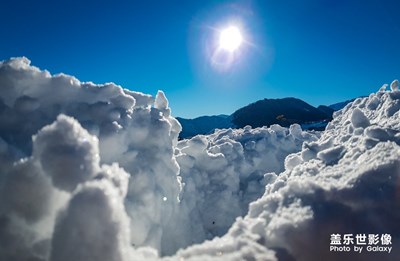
[
  {"x1": 0, "y1": 57, "x2": 399, "y2": 261},
  {"x1": 0, "y1": 57, "x2": 182, "y2": 258}
]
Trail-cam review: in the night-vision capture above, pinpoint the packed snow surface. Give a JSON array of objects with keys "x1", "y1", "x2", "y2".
[{"x1": 0, "y1": 57, "x2": 399, "y2": 261}]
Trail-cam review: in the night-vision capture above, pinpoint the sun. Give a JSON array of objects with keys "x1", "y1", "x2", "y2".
[{"x1": 219, "y1": 26, "x2": 243, "y2": 52}]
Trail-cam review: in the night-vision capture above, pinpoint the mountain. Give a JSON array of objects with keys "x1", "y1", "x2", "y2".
[
  {"x1": 328, "y1": 97, "x2": 361, "y2": 111},
  {"x1": 317, "y1": 105, "x2": 335, "y2": 117},
  {"x1": 232, "y1": 97, "x2": 331, "y2": 129},
  {"x1": 177, "y1": 97, "x2": 364, "y2": 139},
  {"x1": 177, "y1": 115, "x2": 234, "y2": 139}
]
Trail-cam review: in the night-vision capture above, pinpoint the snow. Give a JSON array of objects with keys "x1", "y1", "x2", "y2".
[
  {"x1": 174, "y1": 124, "x2": 318, "y2": 250},
  {"x1": 390, "y1": 79, "x2": 399, "y2": 91},
  {"x1": 51, "y1": 179, "x2": 131, "y2": 261},
  {"x1": 350, "y1": 107, "x2": 370, "y2": 128},
  {"x1": 33, "y1": 115, "x2": 100, "y2": 192},
  {"x1": 0, "y1": 57, "x2": 399, "y2": 261}
]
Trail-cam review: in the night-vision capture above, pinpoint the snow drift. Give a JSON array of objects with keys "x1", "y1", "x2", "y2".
[{"x1": 0, "y1": 57, "x2": 399, "y2": 261}]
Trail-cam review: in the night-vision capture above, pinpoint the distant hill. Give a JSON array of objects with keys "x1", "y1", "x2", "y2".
[
  {"x1": 177, "y1": 96, "x2": 362, "y2": 139},
  {"x1": 232, "y1": 97, "x2": 331, "y2": 128},
  {"x1": 317, "y1": 105, "x2": 335, "y2": 117},
  {"x1": 177, "y1": 115, "x2": 234, "y2": 139},
  {"x1": 328, "y1": 98, "x2": 359, "y2": 111}
]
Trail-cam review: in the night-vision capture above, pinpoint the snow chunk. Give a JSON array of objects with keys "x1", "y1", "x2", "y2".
[
  {"x1": 33, "y1": 115, "x2": 99, "y2": 192},
  {"x1": 350, "y1": 108, "x2": 370, "y2": 128},
  {"x1": 154, "y1": 90, "x2": 168, "y2": 111},
  {"x1": 390, "y1": 79, "x2": 399, "y2": 91},
  {"x1": 50, "y1": 179, "x2": 131, "y2": 261},
  {"x1": 317, "y1": 144, "x2": 345, "y2": 165},
  {"x1": 2, "y1": 159, "x2": 53, "y2": 223}
]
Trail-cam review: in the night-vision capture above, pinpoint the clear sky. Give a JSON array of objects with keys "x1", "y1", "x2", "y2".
[{"x1": 1, "y1": 0, "x2": 399, "y2": 118}]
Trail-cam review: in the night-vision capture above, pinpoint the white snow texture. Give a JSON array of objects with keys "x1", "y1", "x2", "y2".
[{"x1": 0, "y1": 57, "x2": 399, "y2": 261}]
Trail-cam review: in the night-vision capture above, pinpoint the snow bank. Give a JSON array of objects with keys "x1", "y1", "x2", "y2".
[
  {"x1": 0, "y1": 57, "x2": 182, "y2": 258},
  {"x1": 0, "y1": 57, "x2": 399, "y2": 261}
]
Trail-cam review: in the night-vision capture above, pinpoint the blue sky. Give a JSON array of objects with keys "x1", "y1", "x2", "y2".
[{"x1": 1, "y1": 0, "x2": 399, "y2": 118}]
